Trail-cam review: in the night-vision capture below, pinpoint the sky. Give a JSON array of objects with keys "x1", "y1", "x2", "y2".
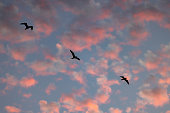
[{"x1": 0, "y1": 0, "x2": 170, "y2": 113}]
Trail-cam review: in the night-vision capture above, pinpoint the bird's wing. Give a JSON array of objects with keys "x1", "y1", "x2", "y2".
[
  {"x1": 30, "y1": 26, "x2": 33, "y2": 30},
  {"x1": 76, "y1": 57, "x2": 80, "y2": 60},
  {"x1": 125, "y1": 79, "x2": 129, "y2": 85},
  {"x1": 120, "y1": 76, "x2": 124, "y2": 78},
  {"x1": 20, "y1": 23, "x2": 27, "y2": 26},
  {"x1": 70, "y1": 50, "x2": 75, "y2": 57}
]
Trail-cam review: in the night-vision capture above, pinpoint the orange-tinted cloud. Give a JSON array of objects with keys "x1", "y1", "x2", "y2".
[
  {"x1": 5, "y1": 106, "x2": 21, "y2": 113},
  {"x1": 23, "y1": 93, "x2": 32, "y2": 98},
  {"x1": 126, "y1": 107, "x2": 131, "y2": 113},
  {"x1": 20, "y1": 77, "x2": 37, "y2": 88},
  {"x1": 8, "y1": 44, "x2": 38, "y2": 61},
  {"x1": 130, "y1": 50, "x2": 141, "y2": 58},
  {"x1": 39, "y1": 100, "x2": 60, "y2": 113},
  {"x1": 138, "y1": 87, "x2": 169, "y2": 107},
  {"x1": 71, "y1": 71, "x2": 86, "y2": 85},
  {"x1": 0, "y1": 74, "x2": 18, "y2": 90},
  {"x1": 166, "y1": 110, "x2": 170, "y2": 113},
  {"x1": 159, "y1": 78, "x2": 170, "y2": 85},
  {"x1": 109, "y1": 107, "x2": 122, "y2": 113},
  {"x1": 86, "y1": 58, "x2": 108, "y2": 76},
  {"x1": 45, "y1": 83, "x2": 56, "y2": 95},
  {"x1": 28, "y1": 59, "x2": 66, "y2": 76},
  {"x1": 133, "y1": 8, "x2": 164, "y2": 23},
  {"x1": 61, "y1": 27, "x2": 112, "y2": 51},
  {"x1": 101, "y1": 44, "x2": 122, "y2": 60}
]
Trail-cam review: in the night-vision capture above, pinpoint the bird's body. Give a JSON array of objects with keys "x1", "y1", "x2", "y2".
[
  {"x1": 20, "y1": 23, "x2": 33, "y2": 30},
  {"x1": 70, "y1": 50, "x2": 80, "y2": 60},
  {"x1": 120, "y1": 76, "x2": 129, "y2": 85}
]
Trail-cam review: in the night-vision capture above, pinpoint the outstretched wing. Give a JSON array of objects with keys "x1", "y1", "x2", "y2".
[
  {"x1": 125, "y1": 79, "x2": 129, "y2": 85},
  {"x1": 70, "y1": 50, "x2": 75, "y2": 57},
  {"x1": 76, "y1": 57, "x2": 80, "y2": 60},
  {"x1": 30, "y1": 26, "x2": 33, "y2": 30},
  {"x1": 120, "y1": 76, "x2": 124, "y2": 78},
  {"x1": 20, "y1": 23, "x2": 28, "y2": 26}
]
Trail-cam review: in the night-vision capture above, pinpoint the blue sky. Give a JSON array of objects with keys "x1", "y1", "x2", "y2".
[{"x1": 0, "y1": 0, "x2": 170, "y2": 113}]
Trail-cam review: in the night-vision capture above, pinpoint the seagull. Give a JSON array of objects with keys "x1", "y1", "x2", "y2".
[
  {"x1": 120, "y1": 76, "x2": 129, "y2": 85},
  {"x1": 20, "y1": 23, "x2": 33, "y2": 30},
  {"x1": 70, "y1": 50, "x2": 80, "y2": 60}
]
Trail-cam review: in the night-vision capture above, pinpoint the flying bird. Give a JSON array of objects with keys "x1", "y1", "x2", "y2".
[
  {"x1": 20, "y1": 23, "x2": 33, "y2": 30},
  {"x1": 120, "y1": 76, "x2": 129, "y2": 85},
  {"x1": 70, "y1": 50, "x2": 80, "y2": 60}
]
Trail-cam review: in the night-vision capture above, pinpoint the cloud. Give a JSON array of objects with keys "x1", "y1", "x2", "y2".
[
  {"x1": 45, "y1": 83, "x2": 56, "y2": 95},
  {"x1": 159, "y1": 77, "x2": 170, "y2": 87},
  {"x1": 39, "y1": 100, "x2": 60, "y2": 113},
  {"x1": 0, "y1": 74, "x2": 37, "y2": 90},
  {"x1": 139, "y1": 50, "x2": 161, "y2": 70},
  {"x1": 109, "y1": 107, "x2": 122, "y2": 113},
  {"x1": 111, "y1": 60, "x2": 131, "y2": 79},
  {"x1": 5, "y1": 106, "x2": 21, "y2": 113},
  {"x1": 28, "y1": 59, "x2": 66, "y2": 76},
  {"x1": 0, "y1": 73, "x2": 18, "y2": 90},
  {"x1": 127, "y1": 23, "x2": 149, "y2": 46},
  {"x1": 133, "y1": 7, "x2": 164, "y2": 23},
  {"x1": 95, "y1": 75, "x2": 119, "y2": 104},
  {"x1": 23, "y1": 93, "x2": 32, "y2": 98},
  {"x1": 60, "y1": 90, "x2": 101, "y2": 113},
  {"x1": 8, "y1": 44, "x2": 38, "y2": 61},
  {"x1": 126, "y1": 107, "x2": 131, "y2": 113},
  {"x1": 138, "y1": 87, "x2": 169, "y2": 107},
  {"x1": 129, "y1": 49, "x2": 141, "y2": 58},
  {"x1": 71, "y1": 71, "x2": 86, "y2": 85},
  {"x1": 61, "y1": 27, "x2": 112, "y2": 51},
  {"x1": 86, "y1": 58, "x2": 108, "y2": 76},
  {"x1": 166, "y1": 110, "x2": 170, "y2": 113},
  {"x1": 19, "y1": 77, "x2": 38, "y2": 88},
  {"x1": 100, "y1": 43, "x2": 122, "y2": 60}
]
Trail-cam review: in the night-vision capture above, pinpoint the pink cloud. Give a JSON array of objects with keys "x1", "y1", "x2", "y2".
[
  {"x1": 61, "y1": 27, "x2": 112, "y2": 51},
  {"x1": 35, "y1": 23, "x2": 53, "y2": 36},
  {"x1": 126, "y1": 107, "x2": 131, "y2": 113},
  {"x1": 20, "y1": 77, "x2": 37, "y2": 88},
  {"x1": 28, "y1": 59, "x2": 66, "y2": 76},
  {"x1": 101, "y1": 44, "x2": 122, "y2": 60},
  {"x1": 133, "y1": 8, "x2": 164, "y2": 23},
  {"x1": 71, "y1": 71, "x2": 86, "y2": 85},
  {"x1": 133, "y1": 76, "x2": 139, "y2": 81},
  {"x1": 109, "y1": 107, "x2": 122, "y2": 113},
  {"x1": 39, "y1": 100, "x2": 60, "y2": 113},
  {"x1": 142, "y1": 50, "x2": 161, "y2": 70},
  {"x1": 159, "y1": 78, "x2": 170, "y2": 85},
  {"x1": 138, "y1": 87, "x2": 169, "y2": 107},
  {"x1": 130, "y1": 50, "x2": 141, "y2": 58},
  {"x1": 166, "y1": 110, "x2": 170, "y2": 113},
  {"x1": 5, "y1": 106, "x2": 21, "y2": 113},
  {"x1": 60, "y1": 93, "x2": 101, "y2": 113},
  {"x1": 95, "y1": 93, "x2": 110, "y2": 104},
  {"x1": 23, "y1": 93, "x2": 32, "y2": 98},
  {"x1": 8, "y1": 44, "x2": 38, "y2": 61},
  {"x1": 45, "y1": 83, "x2": 56, "y2": 95},
  {"x1": 0, "y1": 74, "x2": 18, "y2": 90},
  {"x1": 86, "y1": 58, "x2": 108, "y2": 76}
]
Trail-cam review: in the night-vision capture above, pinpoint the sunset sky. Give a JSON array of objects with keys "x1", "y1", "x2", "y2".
[{"x1": 0, "y1": 0, "x2": 170, "y2": 113}]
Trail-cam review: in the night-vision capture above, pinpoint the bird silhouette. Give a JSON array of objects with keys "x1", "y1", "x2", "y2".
[
  {"x1": 120, "y1": 76, "x2": 129, "y2": 85},
  {"x1": 20, "y1": 23, "x2": 33, "y2": 30},
  {"x1": 70, "y1": 50, "x2": 80, "y2": 60}
]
